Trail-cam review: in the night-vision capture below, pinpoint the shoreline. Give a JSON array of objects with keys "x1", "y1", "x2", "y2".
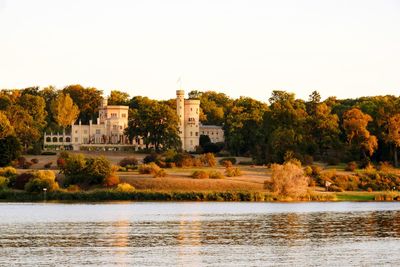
[{"x1": 1, "y1": 190, "x2": 399, "y2": 202}]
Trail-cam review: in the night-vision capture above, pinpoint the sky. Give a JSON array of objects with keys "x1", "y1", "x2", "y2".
[{"x1": 0, "y1": 0, "x2": 399, "y2": 102}]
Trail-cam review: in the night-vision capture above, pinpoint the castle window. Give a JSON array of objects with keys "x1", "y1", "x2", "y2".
[
  {"x1": 75, "y1": 138, "x2": 78, "y2": 142},
  {"x1": 111, "y1": 113, "x2": 117, "y2": 117},
  {"x1": 122, "y1": 113, "x2": 126, "y2": 118},
  {"x1": 96, "y1": 129, "x2": 101, "y2": 134},
  {"x1": 120, "y1": 126, "x2": 123, "y2": 129},
  {"x1": 75, "y1": 130, "x2": 78, "y2": 134},
  {"x1": 84, "y1": 130, "x2": 88, "y2": 134},
  {"x1": 195, "y1": 132, "x2": 198, "y2": 136},
  {"x1": 190, "y1": 131, "x2": 193, "y2": 136}
]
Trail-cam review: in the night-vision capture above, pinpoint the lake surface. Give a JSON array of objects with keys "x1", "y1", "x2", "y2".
[{"x1": 1, "y1": 202, "x2": 400, "y2": 266}]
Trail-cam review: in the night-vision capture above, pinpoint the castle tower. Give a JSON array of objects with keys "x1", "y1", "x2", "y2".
[
  {"x1": 176, "y1": 90, "x2": 185, "y2": 147},
  {"x1": 176, "y1": 90, "x2": 200, "y2": 151}
]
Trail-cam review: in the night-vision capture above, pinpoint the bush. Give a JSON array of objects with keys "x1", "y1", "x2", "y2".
[
  {"x1": 199, "y1": 153, "x2": 217, "y2": 167},
  {"x1": 311, "y1": 165, "x2": 322, "y2": 177},
  {"x1": 61, "y1": 154, "x2": 114, "y2": 186},
  {"x1": 116, "y1": 183, "x2": 135, "y2": 192},
  {"x1": 304, "y1": 166, "x2": 313, "y2": 177},
  {"x1": 119, "y1": 157, "x2": 138, "y2": 168},
  {"x1": 345, "y1": 161, "x2": 358, "y2": 172},
  {"x1": 225, "y1": 167, "x2": 242, "y2": 177},
  {"x1": 191, "y1": 170, "x2": 209, "y2": 179},
  {"x1": 24, "y1": 170, "x2": 59, "y2": 193},
  {"x1": 219, "y1": 157, "x2": 236, "y2": 165},
  {"x1": 153, "y1": 169, "x2": 167, "y2": 178},
  {"x1": 103, "y1": 174, "x2": 120, "y2": 187},
  {"x1": 66, "y1": 184, "x2": 80, "y2": 192},
  {"x1": 327, "y1": 185, "x2": 344, "y2": 192},
  {"x1": 264, "y1": 162, "x2": 309, "y2": 197},
  {"x1": 143, "y1": 153, "x2": 161, "y2": 164},
  {"x1": 377, "y1": 161, "x2": 393, "y2": 172},
  {"x1": 44, "y1": 162, "x2": 53, "y2": 169},
  {"x1": 172, "y1": 153, "x2": 196, "y2": 167},
  {"x1": 0, "y1": 166, "x2": 17, "y2": 178},
  {"x1": 14, "y1": 172, "x2": 35, "y2": 189},
  {"x1": 30, "y1": 158, "x2": 39, "y2": 164},
  {"x1": 209, "y1": 171, "x2": 224, "y2": 179},
  {"x1": 221, "y1": 160, "x2": 233, "y2": 168},
  {"x1": 138, "y1": 163, "x2": 161, "y2": 175},
  {"x1": 0, "y1": 176, "x2": 9, "y2": 190}
]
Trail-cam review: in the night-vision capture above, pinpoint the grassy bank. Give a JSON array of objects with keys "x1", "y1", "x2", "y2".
[{"x1": 0, "y1": 189, "x2": 338, "y2": 202}]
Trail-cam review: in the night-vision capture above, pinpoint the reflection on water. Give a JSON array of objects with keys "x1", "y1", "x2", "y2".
[{"x1": 1, "y1": 202, "x2": 400, "y2": 266}]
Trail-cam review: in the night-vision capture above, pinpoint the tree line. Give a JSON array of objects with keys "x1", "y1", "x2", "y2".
[{"x1": 1, "y1": 85, "x2": 400, "y2": 167}]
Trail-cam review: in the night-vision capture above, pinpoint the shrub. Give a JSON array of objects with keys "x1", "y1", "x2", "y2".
[
  {"x1": 221, "y1": 160, "x2": 233, "y2": 168},
  {"x1": 285, "y1": 158, "x2": 302, "y2": 167},
  {"x1": 225, "y1": 167, "x2": 242, "y2": 177},
  {"x1": 199, "y1": 153, "x2": 217, "y2": 167},
  {"x1": 304, "y1": 166, "x2": 313, "y2": 177},
  {"x1": 143, "y1": 153, "x2": 163, "y2": 165},
  {"x1": 138, "y1": 163, "x2": 161, "y2": 175},
  {"x1": 172, "y1": 153, "x2": 195, "y2": 167},
  {"x1": 14, "y1": 172, "x2": 35, "y2": 189},
  {"x1": 57, "y1": 158, "x2": 66, "y2": 168},
  {"x1": 44, "y1": 162, "x2": 53, "y2": 169},
  {"x1": 24, "y1": 170, "x2": 59, "y2": 193},
  {"x1": 327, "y1": 185, "x2": 344, "y2": 192},
  {"x1": 31, "y1": 158, "x2": 39, "y2": 164},
  {"x1": 191, "y1": 170, "x2": 209, "y2": 179},
  {"x1": 0, "y1": 166, "x2": 17, "y2": 178},
  {"x1": 66, "y1": 184, "x2": 80, "y2": 192},
  {"x1": 264, "y1": 162, "x2": 309, "y2": 197},
  {"x1": 119, "y1": 157, "x2": 138, "y2": 168},
  {"x1": 0, "y1": 135, "x2": 22, "y2": 167},
  {"x1": 209, "y1": 171, "x2": 224, "y2": 179},
  {"x1": 219, "y1": 157, "x2": 236, "y2": 165},
  {"x1": 103, "y1": 174, "x2": 120, "y2": 187},
  {"x1": 311, "y1": 165, "x2": 322, "y2": 177},
  {"x1": 377, "y1": 161, "x2": 393, "y2": 172},
  {"x1": 0, "y1": 176, "x2": 9, "y2": 190},
  {"x1": 345, "y1": 161, "x2": 358, "y2": 172},
  {"x1": 116, "y1": 183, "x2": 135, "y2": 192},
  {"x1": 153, "y1": 169, "x2": 167, "y2": 178}
]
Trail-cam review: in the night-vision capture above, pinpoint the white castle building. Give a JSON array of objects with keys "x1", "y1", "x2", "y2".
[{"x1": 44, "y1": 90, "x2": 224, "y2": 151}]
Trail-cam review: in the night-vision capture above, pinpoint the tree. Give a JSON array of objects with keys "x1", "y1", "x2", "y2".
[
  {"x1": 6, "y1": 106, "x2": 41, "y2": 148},
  {"x1": 108, "y1": 90, "x2": 130, "y2": 105},
  {"x1": 17, "y1": 94, "x2": 47, "y2": 130},
  {"x1": 0, "y1": 135, "x2": 21, "y2": 167},
  {"x1": 343, "y1": 108, "x2": 378, "y2": 159},
  {"x1": 126, "y1": 97, "x2": 181, "y2": 151},
  {"x1": 387, "y1": 114, "x2": 400, "y2": 166},
  {"x1": 63, "y1": 85, "x2": 102, "y2": 123},
  {"x1": 51, "y1": 93, "x2": 80, "y2": 129},
  {"x1": 0, "y1": 111, "x2": 14, "y2": 139}
]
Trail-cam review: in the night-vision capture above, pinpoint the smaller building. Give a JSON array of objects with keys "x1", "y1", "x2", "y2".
[{"x1": 199, "y1": 124, "x2": 224, "y2": 143}]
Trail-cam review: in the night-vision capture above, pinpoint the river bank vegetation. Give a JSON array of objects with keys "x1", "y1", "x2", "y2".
[{"x1": 2, "y1": 86, "x2": 400, "y2": 200}]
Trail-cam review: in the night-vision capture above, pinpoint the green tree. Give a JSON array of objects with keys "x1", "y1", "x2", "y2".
[
  {"x1": 63, "y1": 84, "x2": 103, "y2": 123},
  {"x1": 0, "y1": 135, "x2": 21, "y2": 167},
  {"x1": 108, "y1": 90, "x2": 130, "y2": 105}
]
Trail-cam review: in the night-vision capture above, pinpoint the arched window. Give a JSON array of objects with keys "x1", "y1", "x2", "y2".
[
  {"x1": 46, "y1": 137, "x2": 51, "y2": 142},
  {"x1": 52, "y1": 137, "x2": 58, "y2": 142},
  {"x1": 66, "y1": 137, "x2": 71, "y2": 142},
  {"x1": 59, "y1": 137, "x2": 63, "y2": 142}
]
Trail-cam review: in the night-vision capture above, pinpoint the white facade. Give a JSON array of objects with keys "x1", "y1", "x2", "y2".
[
  {"x1": 200, "y1": 124, "x2": 224, "y2": 143},
  {"x1": 176, "y1": 90, "x2": 200, "y2": 151},
  {"x1": 44, "y1": 99, "x2": 131, "y2": 150}
]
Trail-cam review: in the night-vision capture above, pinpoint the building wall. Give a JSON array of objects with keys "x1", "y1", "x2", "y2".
[{"x1": 200, "y1": 125, "x2": 224, "y2": 143}]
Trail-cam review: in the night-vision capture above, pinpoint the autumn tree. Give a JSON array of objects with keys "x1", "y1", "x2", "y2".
[
  {"x1": 387, "y1": 114, "x2": 400, "y2": 166},
  {"x1": 63, "y1": 85, "x2": 102, "y2": 123},
  {"x1": 343, "y1": 108, "x2": 378, "y2": 160},
  {"x1": 51, "y1": 93, "x2": 80, "y2": 129},
  {"x1": 0, "y1": 111, "x2": 14, "y2": 139}
]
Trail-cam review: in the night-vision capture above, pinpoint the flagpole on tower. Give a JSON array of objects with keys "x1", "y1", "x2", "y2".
[{"x1": 177, "y1": 76, "x2": 182, "y2": 90}]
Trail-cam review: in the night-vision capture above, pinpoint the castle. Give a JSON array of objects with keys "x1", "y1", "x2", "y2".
[{"x1": 43, "y1": 90, "x2": 223, "y2": 151}]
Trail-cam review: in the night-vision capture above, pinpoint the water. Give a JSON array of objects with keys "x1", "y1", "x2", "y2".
[{"x1": 1, "y1": 202, "x2": 400, "y2": 266}]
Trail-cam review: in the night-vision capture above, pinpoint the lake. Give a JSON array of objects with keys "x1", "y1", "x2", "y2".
[{"x1": 1, "y1": 202, "x2": 400, "y2": 266}]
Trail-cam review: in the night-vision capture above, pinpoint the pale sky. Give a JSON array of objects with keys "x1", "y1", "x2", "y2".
[{"x1": 0, "y1": 0, "x2": 399, "y2": 101}]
